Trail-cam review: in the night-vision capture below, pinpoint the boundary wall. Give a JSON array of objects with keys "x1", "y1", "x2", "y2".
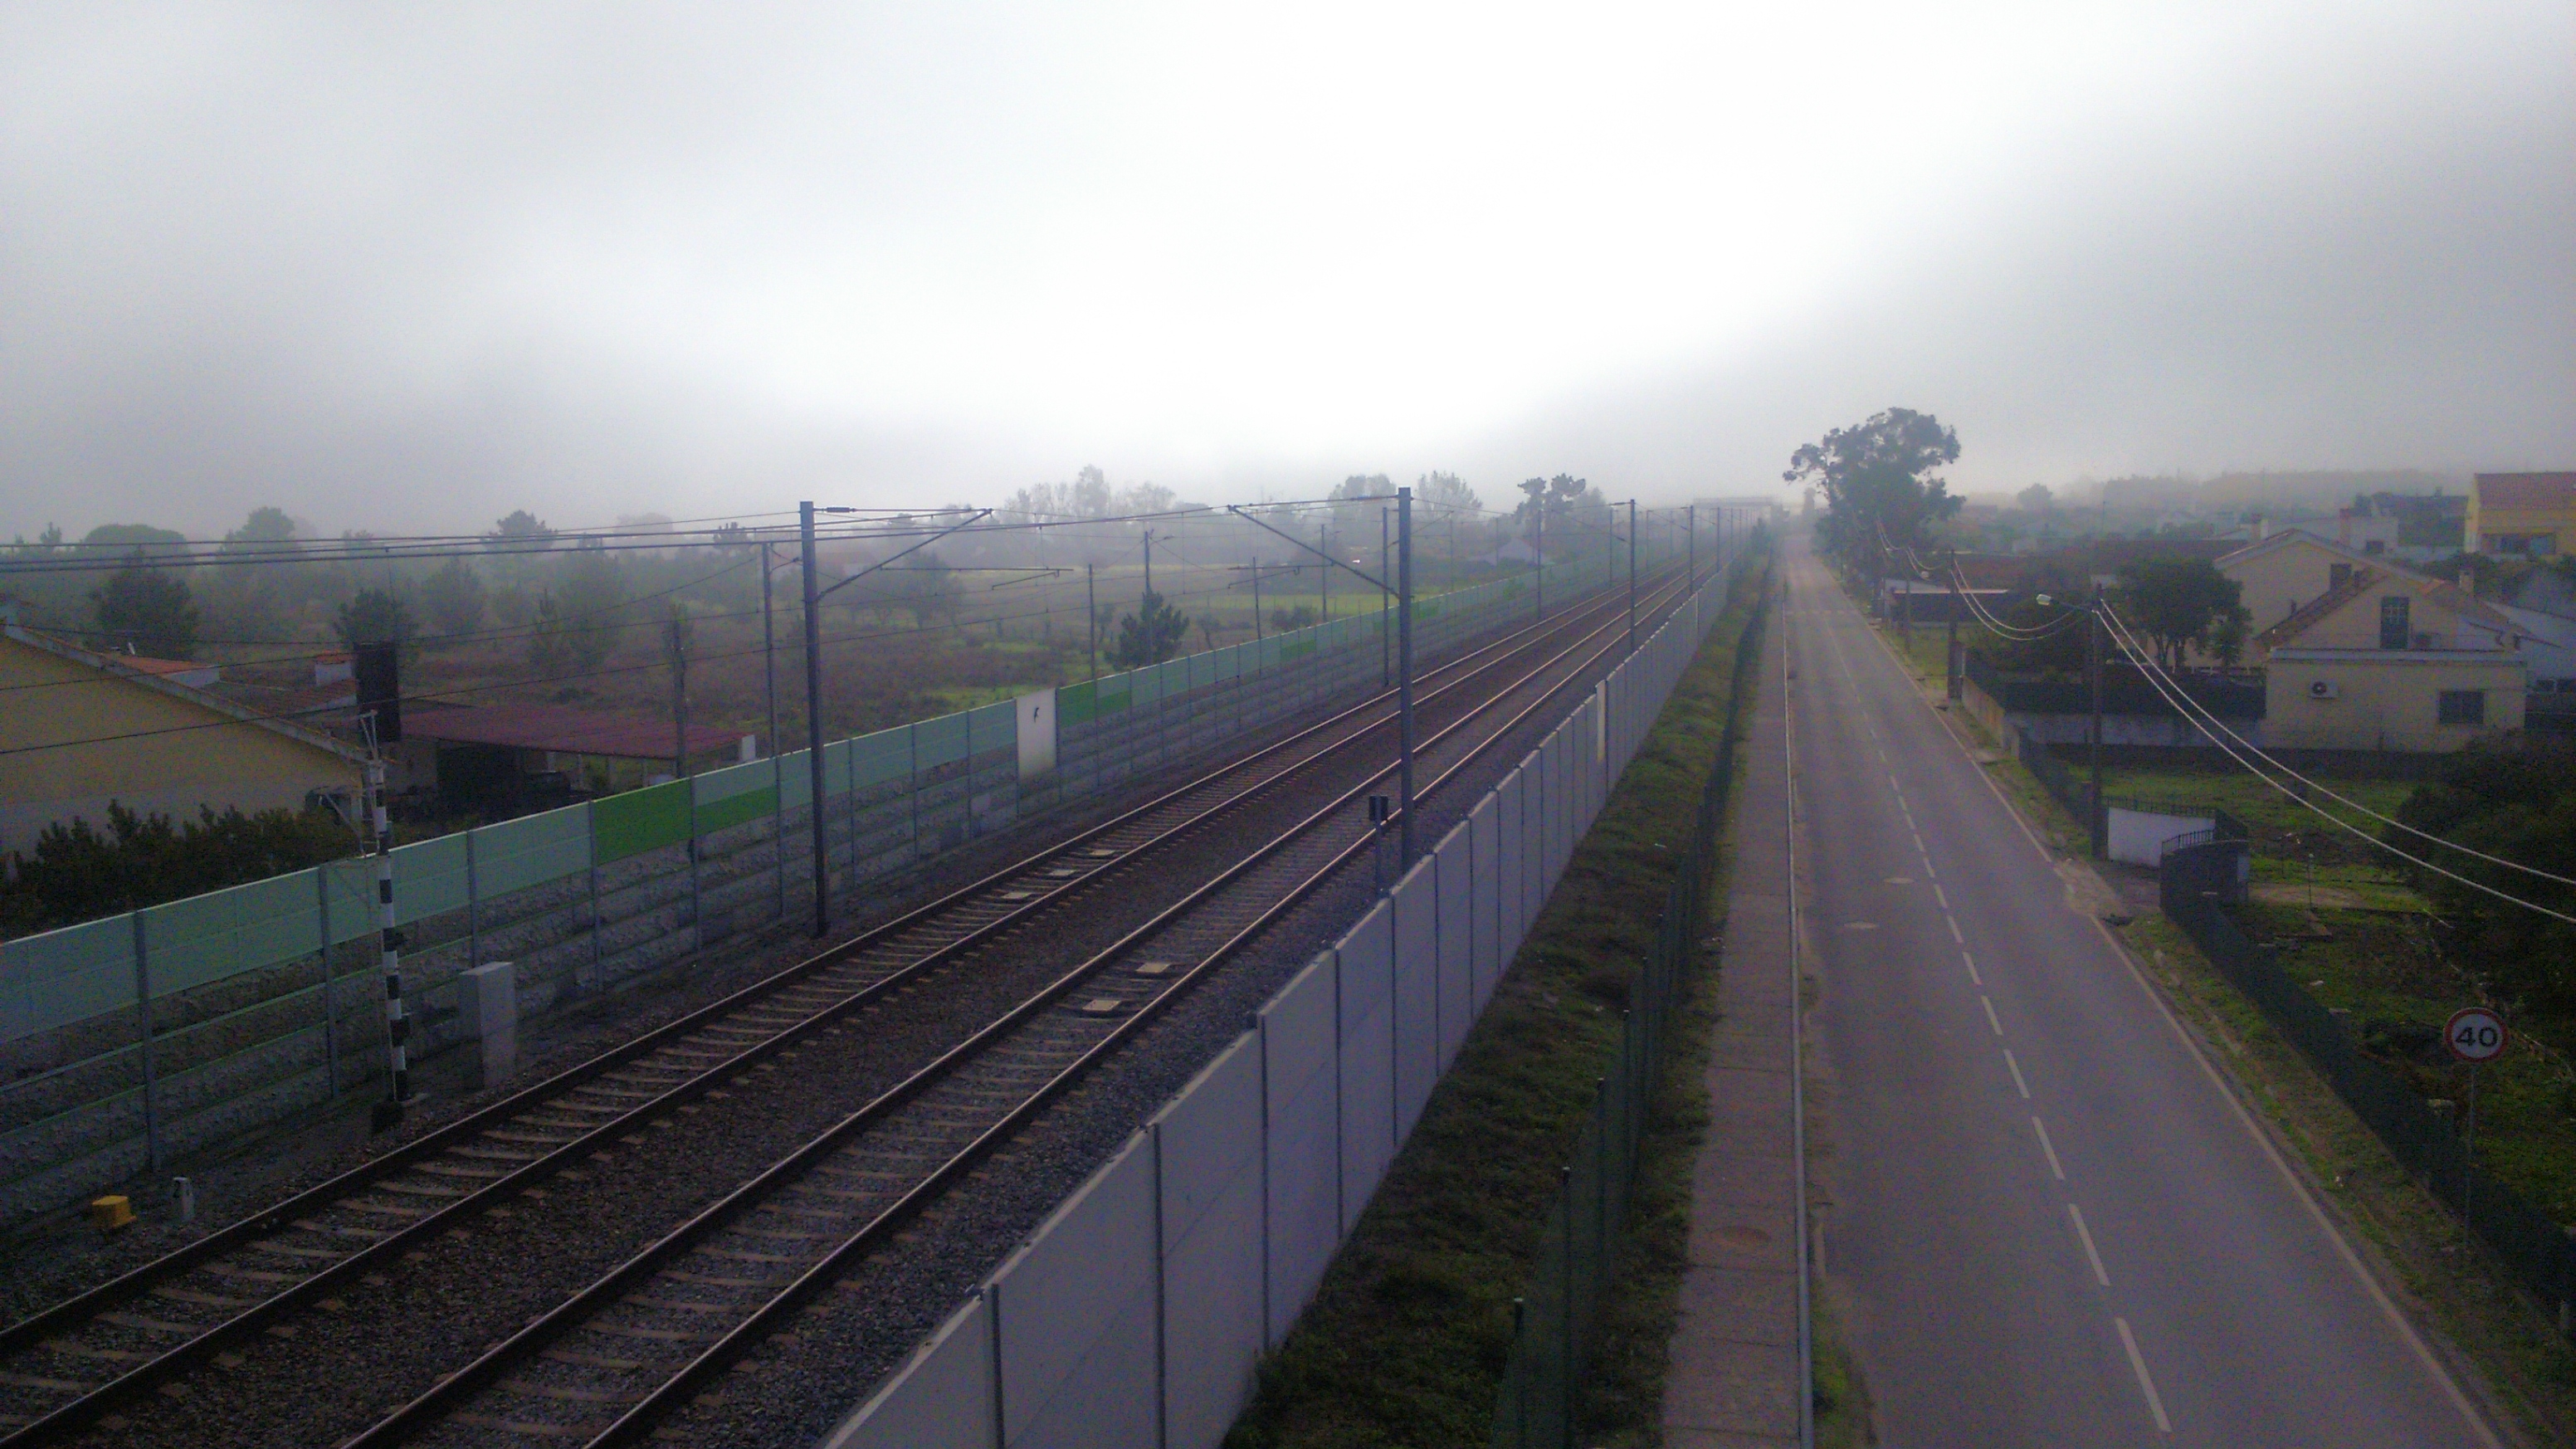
[
  {"x1": 818, "y1": 544, "x2": 1747, "y2": 1449},
  {"x1": 0, "y1": 551, "x2": 1639, "y2": 1222}
]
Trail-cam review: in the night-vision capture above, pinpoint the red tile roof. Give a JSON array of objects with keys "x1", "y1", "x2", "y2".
[
  {"x1": 400, "y1": 703, "x2": 744, "y2": 760},
  {"x1": 2475, "y1": 472, "x2": 2576, "y2": 510}
]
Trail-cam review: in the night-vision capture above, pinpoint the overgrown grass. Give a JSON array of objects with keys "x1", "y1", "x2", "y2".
[
  {"x1": 1226, "y1": 556, "x2": 1771, "y2": 1449},
  {"x1": 2086, "y1": 759, "x2": 2576, "y2": 1221}
]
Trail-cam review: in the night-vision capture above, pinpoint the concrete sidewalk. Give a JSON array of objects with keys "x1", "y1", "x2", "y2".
[{"x1": 1661, "y1": 595, "x2": 1804, "y2": 1447}]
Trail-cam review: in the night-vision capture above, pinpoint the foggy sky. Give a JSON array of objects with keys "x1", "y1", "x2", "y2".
[{"x1": 4, "y1": 2, "x2": 2570, "y2": 539}]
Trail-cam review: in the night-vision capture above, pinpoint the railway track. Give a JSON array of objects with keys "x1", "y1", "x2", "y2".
[
  {"x1": 0, "y1": 567, "x2": 1691, "y2": 1447},
  {"x1": 348, "y1": 566, "x2": 1704, "y2": 1448}
]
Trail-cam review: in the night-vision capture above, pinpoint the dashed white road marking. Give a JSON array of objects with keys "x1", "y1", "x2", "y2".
[
  {"x1": 1934, "y1": 884, "x2": 1950, "y2": 911},
  {"x1": 1947, "y1": 915, "x2": 1964, "y2": 944},
  {"x1": 2116, "y1": 1317, "x2": 2174, "y2": 1433},
  {"x1": 1921, "y1": 860, "x2": 1937, "y2": 880},
  {"x1": 2004, "y1": 1048, "x2": 2030, "y2": 1098},
  {"x1": 2032, "y1": 1115, "x2": 2066, "y2": 1178},
  {"x1": 2068, "y1": 1203, "x2": 2111, "y2": 1286},
  {"x1": 1980, "y1": 995, "x2": 2003, "y2": 1034}
]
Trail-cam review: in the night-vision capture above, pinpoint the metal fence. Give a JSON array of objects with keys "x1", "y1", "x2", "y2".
[
  {"x1": 1490, "y1": 576, "x2": 1767, "y2": 1448},
  {"x1": 2014, "y1": 724, "x2": 2095, "y2": 832},
  {"x1": 1965, "y1": 653, "x2": 2264, "y2": 720},
  {"x1": 0, "y1": 548, "x2": 1645, "y2": 1223},
  {"x1": 2159, "y1": 842, "x2": 2574, "y2": 1330},
  {"x1": 816, "y1": 549, "x2": 1761, "y2": 1449}
]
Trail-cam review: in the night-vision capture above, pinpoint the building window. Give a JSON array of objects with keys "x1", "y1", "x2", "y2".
[
  {"x1": 2378, "y1": 595, "x2": 2411, "y2": 650},
  {"x1": 2437, "y1": 690, "x2": 2486, "y2": 725}
]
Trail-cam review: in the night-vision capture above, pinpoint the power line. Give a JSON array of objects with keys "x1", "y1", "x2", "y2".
[
  {"x1": 0, "y1": 559, "x2": 1505, "y2": 759},
  {"x1": 2091, "y1": 603, "x2": 2574, "y2": 925},
  {"x1": 2095, "y1": 599, "x2": 2576, "y2": 890}
]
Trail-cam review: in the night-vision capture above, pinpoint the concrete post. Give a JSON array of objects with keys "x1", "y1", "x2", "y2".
[{"x1": 458, "y1": 961, "x2": 517, "y2": 1090}]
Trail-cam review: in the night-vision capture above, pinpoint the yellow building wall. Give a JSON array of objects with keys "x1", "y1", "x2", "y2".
[
  {"x1": 2288, "y1": 574, "x2": 2485, "y2": 652},
  {"x1": 0, "y1": 637, "x2": 358, "y2": 857},
  {"x1": 2222, "y1": 536, "x2": 2351, "y2": 646},
  {"x1": 2265, "y1": 653, "x2": 2526, "y2": 752},
  {"x1": 2471, "y1": 502, "x2": 2574, "y2": 552}
]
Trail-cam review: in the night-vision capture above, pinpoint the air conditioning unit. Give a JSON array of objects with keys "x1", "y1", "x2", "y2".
[{"x1": 2308, "y1": 679, "x2": 2341, "y2": 701}]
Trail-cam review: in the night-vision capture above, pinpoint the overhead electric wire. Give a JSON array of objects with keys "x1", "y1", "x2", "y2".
[
  {"x1": 2089, "y1": 603, "x2": 2575, "y2": 925},
  {"x1": 1949, "y1": 564, "x2": 2087, "y2": 642},
  {"x1": 2094, "y1": 598, "x2": 2576, "y2": 890}
]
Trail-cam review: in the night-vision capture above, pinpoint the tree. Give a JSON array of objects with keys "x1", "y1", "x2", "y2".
[
  {"x1": 1417, "y1": 471, "x2": 1481, "y2": 515},
  {"x1": 2391, "y1": 737, "x2": 2576, "y2": 1021},
  {"x1": 80, "y1": 523, "x2": 187, "y2": 557},
  {"x1": 0, "y1": 802, "x2": 354, "y2": 933},
  {"x1": 882, "y1": 552, "x2": 962, "y2": 631},
  {"x1": 1198, "y1": 613, "x2": 1222, "y2": 651},
  {"x1": 334, "y1": 588, "x2": 418, "y2": 658},
  {"x1": 1116, "y1": 481, "x2": 1179, "y2": 516},
  {"x1": 220, "y1": 506, "x2": 298, "y2": 552},
  {"x1": 2016, "y1": 484, "x2": 2055, "y2": 512},
  {"x1": 1003, "y1": 468, "x2": 1118, "y2": 523},
  {"x1": 2114, "y1": 557, "x2": 2247, "y2": 671},
  {"x1": 528, "y1": 590, "x2": 577, "y2": 676},
  {"x1": 90, "y1": 559, "x2": 199, "y2": 658},
  {"x1": 557, "y1": 549, "x2": 628, "y2": 670},
  {"x1": 422, "y1": 557, "x2": 487, "y2": 637},
  {"x1": 1967, "y1": 598, "x2": 2089, "y2": 676},
  {"x1": 2207, "y1": 611, "x2": 2248, "y2": 669},
  {"x1": 1113, "y1": 590, "x2": 1190, "y2": 666},
  {"x1": 1783, "y1": 408, "x2": 1963, "y2": 581},
  {"x1": 1326, "y1": 475, "x2": 1391, "y2": 554},
  {"x1": 484, "y1": 510, "x2": 556, "y2": 554}
]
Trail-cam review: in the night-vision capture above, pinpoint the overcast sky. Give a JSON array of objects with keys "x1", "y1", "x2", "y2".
[{"x1": 4, "y1": 1, "x2": 2570, "y2": 538}]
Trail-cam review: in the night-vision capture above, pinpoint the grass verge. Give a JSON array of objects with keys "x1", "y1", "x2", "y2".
[
  {"x1": 1834, "y1": 586, "x2": 2576, "y2": 1444},
  {"x1": 1226, "y1": 554, "x2": 1771, "y2": 1448}
]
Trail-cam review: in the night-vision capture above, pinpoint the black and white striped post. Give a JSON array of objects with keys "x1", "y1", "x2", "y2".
[
  {"x1": 354, "y1": 640, "x2": 411, "y2": 1134},
  {"x1": 367, "y1": 752, "x2": 409, "y2": 1133}
]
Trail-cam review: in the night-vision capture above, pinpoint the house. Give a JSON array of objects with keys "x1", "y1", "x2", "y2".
[
  {"x1": 2468, "y1": 472, "x2": 2575, "y2": 557},
  {"x1": 2333, "y1": 505, "x2": 2400, "y2": 557},
  {"x1": 397, "y1": 703, "x2": 754, "y2": 806},
  {"x1": 0, "y1": 627, "x2": 364, "y2": 861},
  {"x1": 2215, "y1": 534, "x2": 2525, "y2": 752}
]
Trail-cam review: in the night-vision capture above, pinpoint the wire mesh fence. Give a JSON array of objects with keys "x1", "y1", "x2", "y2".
[
  {"x1": 2160, "y1": 842, "x2": 2574, "y2": 1334},
  {"x1": 1490, "y1": 583, "x2": 1769, "y2": 1449}
]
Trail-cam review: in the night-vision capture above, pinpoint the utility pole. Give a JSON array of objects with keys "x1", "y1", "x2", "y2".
[
  {"x1": 1687, "y1": 503, "x2": 1696, "y2": 591},
  {"x1": 1143, "y1": 530, "x2": 1154, "y2": 596},
  {"x1": 800, "y1": 501, "x2": 830, "y2": 936},
  {"x1": 1534, "y1": 500, "x2": 1545, "y2": 626},
  {"x1": 761, "y1": 540, "x2": 782, "y2": 922},
  {"x1": 1626, "y1": 499, "x2": 1638, "y2": 656},
  {"x1": 1380, "y1": 507, "x2": 1391, "y2": 690},
  {"x1": 1086, "y1": 563, "x2": 1098, "y2": 682},
  {"x1": 1945, "y1": 547, "x2": 1961, "y2": 703},
  {"x1": 665, "y1": 603, "x2": 690, "y2": 782},
  {"x1": 2088, "y1": 589, "x2": 2107, "y2": 860},
  {"x1": 1398, "y1": 486, "x2": 1416, "y2": 867},
  {"x1": 1319, "y1": 524, "x2": 1330, "y2": 622},
  {"x1": 1252, "y1": 554, "x2": 1263, "y2": 640}
]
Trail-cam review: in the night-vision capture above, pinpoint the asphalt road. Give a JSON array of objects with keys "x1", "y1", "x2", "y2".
[{"x1": 1785, "y1": 538, "x2": 2496, "y2": 1447}]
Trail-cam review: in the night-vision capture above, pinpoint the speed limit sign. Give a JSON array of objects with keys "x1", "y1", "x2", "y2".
[{"x1": 2445, "y1": 1007, "x2": 2508, "y2": 1063}]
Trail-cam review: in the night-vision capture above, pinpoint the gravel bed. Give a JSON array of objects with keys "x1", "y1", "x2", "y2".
[
  {"x1": 635, "y1": 585, "x2": 1690, "y2": 1449},
  {"x1": 10, "y1": 578, "x2": 1676, "y2": 1448}
]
